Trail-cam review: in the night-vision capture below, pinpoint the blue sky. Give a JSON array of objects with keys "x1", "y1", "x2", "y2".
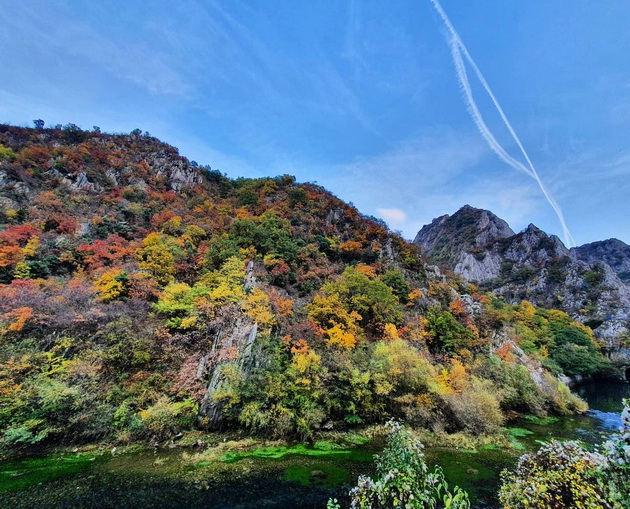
[{"x1": 1, "y1": 0, "x2": 629, "y2": 245}]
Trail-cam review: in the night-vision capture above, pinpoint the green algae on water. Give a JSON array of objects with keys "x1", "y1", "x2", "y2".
[
  {"x1": 220, "y1": 443, "x2": 373, "y2": 464},
  {"x1": 0, "y1": 452, "x2": 101, "y2": 492},
  {"x1": 506, "y1": 427, "x2": 534, "y2": 439},
  {"x1": 522, "y1": 414, "x2": 560, "y2": 426},
  {"x1": 283, "y1": 464, "x2": 350, "y2": 487}
]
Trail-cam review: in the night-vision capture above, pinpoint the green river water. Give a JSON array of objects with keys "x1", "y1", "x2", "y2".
[{"x1": 2, "y1": 381, "x2": 629, "y2": 508}]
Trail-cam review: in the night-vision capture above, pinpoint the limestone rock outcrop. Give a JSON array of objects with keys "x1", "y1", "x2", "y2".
[{"x1": 414, "y1": 206, "x2": 630, "y2": 342}]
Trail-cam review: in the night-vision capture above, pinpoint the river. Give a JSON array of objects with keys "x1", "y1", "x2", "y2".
[{"x1": 2, "y1": 381, "x2": 628, "y2": 508}]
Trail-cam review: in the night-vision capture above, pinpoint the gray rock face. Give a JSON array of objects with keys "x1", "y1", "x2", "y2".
[
  {"x1": 414, "y1": 205, "x2": 514, "y2": 266},
  {"x1": 0, "y1": 168, "x2": 31, "y2": 197},
  {"x1": 198, "y1": 316, "x2": 259, "y2": 430},
  {"x1": 414, "y1": 206, "x2": 630, "y2": 342},
  {"x1": 46, "y1": 168, "x2": 103, "y2": 193},
  {"x1": 197, "y1": 263, "x2": 263, "y2": 430},
  {"x1": 149, "y1": 154, "x2": 203, "y2": 191},
  {"x1": 573, "y1": 239, "x2": 630, "y2": 284}
]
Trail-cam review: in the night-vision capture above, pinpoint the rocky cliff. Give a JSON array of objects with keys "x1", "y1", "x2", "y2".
[
  {"x1": 573, "y1": 239, "x2": 630, "y2": 284},
  {"x1": 414, "y1": 206, "x2": 630, "y2": 342}
]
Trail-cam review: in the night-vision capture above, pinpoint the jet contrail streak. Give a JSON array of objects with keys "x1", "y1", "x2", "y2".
[
  {"x1": 429, "y1": 0, "x2": 575, "y2": 247},
  {"x1": 449, "y1": 38, "x2": 535, "y2": 179}
]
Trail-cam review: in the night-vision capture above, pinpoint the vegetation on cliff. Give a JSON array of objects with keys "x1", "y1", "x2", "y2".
[{"x1": 0, "y1": 124, "x2": 609, "y2": 456}]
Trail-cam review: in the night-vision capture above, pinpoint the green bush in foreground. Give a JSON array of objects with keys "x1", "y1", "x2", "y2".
[
  {"x1": 498, "y1": 440, "x2": 609, "y2": 508},
  {"x1": 600, "y1": 398, "x2": 630, "y2": 508},
  {"x1": 499, "y1": 399, "x2": 630, "y2": 509},
  {"x1": 344, "y1": 420, "x2": 470, "y2": 508}
]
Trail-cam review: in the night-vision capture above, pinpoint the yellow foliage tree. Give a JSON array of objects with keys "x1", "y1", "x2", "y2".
[
  {"x1": 355, "y1": 263, "x2": 377, "y2": 279},
  {"x1": 339, "y1": 240, "x2": 362, "y2": 253},
  {"x1": 22, "y1": 236, "x2": 40, "y2": 258},
  {"x1": 13, "y1": 262, "x2": 31, "y2": 279},
  {"x1": 448, "y1": 359, "x2": 468, "y2": 393},
  {"x1": 290, "y1": 345, "x2": 322, "y2": 389},
  {"x1": 0, "y1": 245, "x2": 23, "y2": 268},
  {"x1": 94, "y1": 269, "x2": 129, "y2": 301},
  {"x1": 516, "y1": 300, "x2": 536, "y2": 322},
  {"x1": 154, "y1": 257, "x2": 247, "y2": 329},
  {"x1": 407, "y1": 288, "x2": 423, "y2": 307},
  {"x1": 274, "y1": 296, "x2": 294, "y2": 317},
  {"x1": 2, "y1": 307, "x2": 34, "y2": 333},
  {"x1": 325, "y1": 324, "x2": 357, "y2": 349},
  {"x1": 434, "y1": 368, "x2": 455, "y2": 396},
  {"x1": 242, "y1": 288, "x2": 275, "y2": 330},
  {"x1": 307, "y1": 293, "x2": 362, "y2": 349},
  {"x1": 383, "y1": 323, "x2": 400, "y2": 342},
  {"x1": 138, "y1": 232, "x2": 182, "y2": 285}
]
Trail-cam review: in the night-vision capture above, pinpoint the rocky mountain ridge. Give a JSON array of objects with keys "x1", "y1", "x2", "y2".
[
  {"x1": 573, "y1": 239, "x2": 630, "y2": 284},
  {"x1": 414, "y1": 206, "x2": 630, "y2": 342}
]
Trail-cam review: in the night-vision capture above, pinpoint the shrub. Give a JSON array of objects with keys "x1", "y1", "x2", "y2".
[
  {"x1": 371, "y1": 340, "x2": 435, "y2": 395},
  {"x1": 553, "y1": 343, "x2": 606, "y2": 377},
  {"x1": 347, "y1": 420, "x2": 470, "y2": 508},
  {"x1": 499, "y1": 440, "x2": 610, "y2": 508},
  {"x1": 0, "y1": 144, "x2": 17, "y2": 161},
  {"x1": 139, "y1": 397, "x2": 197, "y2": 440},
  {"x1": 446, "y1": 378, "x2": 504, "y2": 435},
  {"x1": 539, "y1": 374, "x2": 589, "y2": 415},
  {"x1": 322, "y1": 267, "x2": 403, "y2": 330},
  {"x1": 381, "y1": 270, "x2": 411, "y2": 303},
  {"x1": 475, "y1": 355, "x2": 547, "y2": 415},
  {"x1": 600, "y1": 399, "x2": 630, "y2": 507},
  {"x1": 425, "y1": 308, "x2": 475, "y2": 354}
]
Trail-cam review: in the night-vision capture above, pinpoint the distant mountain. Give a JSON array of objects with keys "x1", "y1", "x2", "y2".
[
  {"x1": 573, "y1": 239, "x2": 630, "y2": 284},
  {"x1": 414, "y1": 206, "x2": 630, "y2": 341}
]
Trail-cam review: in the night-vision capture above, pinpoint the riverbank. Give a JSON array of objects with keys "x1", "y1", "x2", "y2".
[{"x1": 2, "y1": 381, "x2": 628, "y2": 508}]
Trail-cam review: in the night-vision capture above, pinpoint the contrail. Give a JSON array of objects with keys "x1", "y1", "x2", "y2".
[
  {"x1": 429, "y1": 0, "x2": 575, "y2": 247},
  {"x1": 448, "y1": 38, "x2": 534, "y2": 179}
]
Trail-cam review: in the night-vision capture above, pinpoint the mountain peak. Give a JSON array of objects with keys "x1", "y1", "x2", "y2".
[
  {"x1": 413, "y1": 205, "x2": 514, "y2": 266},
  {"x1": 574, "y1": 237, "x2": 630, "y2": 283},
  {"x1": 413, "y1": 207, "x2": 630, "y2": 340}
]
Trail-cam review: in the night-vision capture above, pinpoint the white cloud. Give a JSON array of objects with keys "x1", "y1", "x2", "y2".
[{"x1": 376, "y1": 208, "x2": 407, "y2": 225}]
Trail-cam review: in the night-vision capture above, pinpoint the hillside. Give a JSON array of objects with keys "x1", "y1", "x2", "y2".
[
  {"x1": 414, "y1": 205, "x2": 630, "y2": 343},
  {"x1": 0, "y1": 124, "x2": 608, "y2": 454}
]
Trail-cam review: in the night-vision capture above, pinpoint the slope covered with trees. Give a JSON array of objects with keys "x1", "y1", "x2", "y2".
[{"x1": 0, "y1": 124, "x2": 607, "y2": 455}]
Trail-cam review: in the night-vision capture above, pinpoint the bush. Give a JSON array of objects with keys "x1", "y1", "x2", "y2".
[
  {"x1": 381, "y1": 270, "x2": 411, "y2": 303},
  {"x1": 499, "y1": 440, "x2": 610, "y2": 508},
  {"x1": 139, "y1": 397, "x2": 197, "y2": 440},
  {"x1": 539, "y1": 374, "x2": 588, "y2": 415},
  {"x1": 446, "y1": 378, "x2": 504, "y2": 435},
  {"x1": 0, "y1": 144, "x2": 17, "y2": 161},
  {"x1": 322, "y1": 267, "x2": 403, "y2": 330},
  {"x1": 553, "y1": 343, "x2": 606, "y2": 377},
  {"x1": 371, "y1": 340, "x2": 435, "y2": 395},
  {"x1": 475, "y1": 356, "x2": 547, "y2": 415},
  {"x1": 600, "y1": 399, "x2": 630, "y2": 507},
  {"x1": 347, "y1": 420, "x2": 470, "y2": 508}
]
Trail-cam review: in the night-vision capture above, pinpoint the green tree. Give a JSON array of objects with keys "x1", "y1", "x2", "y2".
[
  {"x1": 426, "y1": 308, "x2": 475, "y2": 354},
  {"x1": 322, "y1": 267, "x2": 403, "y2": 331},
  {"x1": 381, "y1": 269, "x2": 411, "y2": 303}
]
